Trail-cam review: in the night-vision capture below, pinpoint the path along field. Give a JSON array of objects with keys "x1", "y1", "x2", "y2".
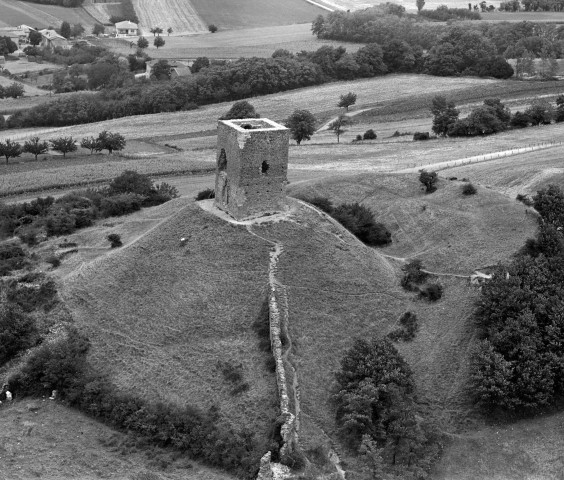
[
  {"x1": 97, "y1": 23, "x2": 362, "y2": 59},
  {"x1": 0, "y1": 0, "x2": 97, "y2": 29}
]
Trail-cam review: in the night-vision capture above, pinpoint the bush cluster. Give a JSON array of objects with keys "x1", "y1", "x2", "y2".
[
  {"x1": 388, "y1": 311, "x2": 418, "y2": 341},
  {"x1": 302, "y1": 196, "x2": 392, "y2": 246},
  {"x1": 0, "y1": 171, "x2": 178, "y2": 245},
  {"x1": 0, "y1": 82, "x2": 25, "y2": 99},
  {"x1": 335, "y1": 337, "x2": 442, "y2": 477},
  {"x1": 0, "y1": 242, "x2": 28, "y2": 276},
  {"x1": 471, "y1": 184, "x2": 564, "y2": 412},
  {"x1": 0, "y1": 305, "x2": 38, "y2": 366},
  {"x1": 8, "y1": 326, "x2": 263, "y2": 477}
]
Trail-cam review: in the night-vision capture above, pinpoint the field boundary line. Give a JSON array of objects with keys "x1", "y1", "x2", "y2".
[
  {"x1": 303, "y1": 0, "x2": 336, "y2": 11},
  {"x1": 392, "y1": 140, "x2": 564, "y2": 174}
]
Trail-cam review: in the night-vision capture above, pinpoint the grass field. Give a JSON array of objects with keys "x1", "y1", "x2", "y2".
[
  {"x1": 189, "y1": 0, "x2": 324, "y2": 31},
  {"x1": 0, "y1": 398, "x2": 235, "y2": 480},
  {"x1": 97, "y1": 23, "x2": 362, "y2": 58},
  {"x1": 0, "y1": 75, "x2": 49, "y2": 96},
  {"x1": 134, "y1": 0, "x2": 207, "y2": 36},
  {"x1": 0, "y1": 0, "x2": 98, "y2": 29},
  {"x1": 60, "y1": 200, "x2": 278, "y2": 447}
]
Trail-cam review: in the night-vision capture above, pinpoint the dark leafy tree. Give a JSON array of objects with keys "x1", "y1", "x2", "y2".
[
  {"x1": 191, "y1": 56, "x2": 210, "y2": 74},
  {"x1": 4, "y1": 82, "x2": 25, "y2": 99},
  {"x1": 137, "y1": 36, "x2": 148, "y2": 49},
  {"x1": 80, "y1": 136, "x2": 102, "y2": 154},
  {"x1": 167, "y1": 27, "x2": 173, "y2": 36},
  {"x1": 416, "y1": 0, "x2": 425, "y2": 11},
  {"x1": 329, "y1": 114, "x2": 350, "y2": 143},
  {"x1": 272, "y1": 49, "x2": 293, "y2": 59},
  {"x1": 208, "y1": 24, "x2": 218, "y2": 33},
  {"x1": 97, "y1": 131, "x2": 126, "y2": 154},
  {"x1": 153, "y1": 36, "x2": 165, "y2": 49},
  {"x1": 23, "y1": 137, "x2": 49, "y2": 161},
  {"x1": 419, "y1": 169, "x2": 438, "y2": 193},
  {"x1": 0, "y1": 139, "x2": 23, "y2": 164},
  {"x1": 363, "y1": 129, "x2": 377, "y2": 140},
  {"x1": 60, "y1": 21, "x2": 71, "y2": 39},
  {"x1": 151, "y1": 59, "x2": 171, "y2": 80},
  {"x1": 107, "y1": 233, "x2": 123, "y2": 248},
  {"x1": 525, "y1": 100, "x2": 555, "y2": 126},
  {"x1": 92, "y1": 24, "x2": 104, "y2": 36},
  {"x1": 71, "y1": 23, "x2": 85, "y2": 38},
  {"x1": 29, "y1": 29, "x2": 42, "y2": 45},
  {"x1": 0, "y1": 36, "x2": 17, "y2": 55},
  {"x1": 475, "y1": 56, "x2": 514, "y2": 79},
  {"x1": 220, "y1": 101, "x2": 259, "y2": 120},
  {"x1": 338, "y1": 91, "x2": 357, "y2": 111},
  {"x1": 331, "y1": 202, "x2": 391, "y2": 246},
  {"x1": 533, "y1": 184, "x2": 564, "y2": 228},
  {"x1": 109, "y1": 170, "x2": 153, "y2": 196},
  {"x1": 335, "y1": 337, "x2": 440, "y2": 475},
  {"x1": 431, "y1": 96, "x2": 459, "y2": 136},
  {"x1": 0, "y1": 306, "x2": 38, "y2": 366},
  {"x1": 49, "y1": 136, "x2": 77, "y2": 158},
  {"x1": 354, "y1": 43, "x2": 387, "y2": 77},
  {"x1": 285, "y1": 109, "x2": 317, "y2": 145},
  {"x1": 555, "y1": 95, "x2": 564, "y2": 123}
]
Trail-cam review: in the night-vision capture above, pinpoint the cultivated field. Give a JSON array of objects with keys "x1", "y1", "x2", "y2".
[
  {"x1": 189, "y1": 0, "x2": 324, "y2": 31},
  {"x1": 82, "y1": 0, "x2": 122, "y2": 24},
  {"x1": 133, "y1": 0, "x2": 207, "y2": 36},
  {"x1": 0, "y1": 0, "x2": 98, "y2": 29},
  {"x1": 98, "y1": 23, "x2": 362, "y2": 58}
]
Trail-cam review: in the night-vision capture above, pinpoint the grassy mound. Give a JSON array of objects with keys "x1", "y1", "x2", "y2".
[{"x1": 61, "y1": 202, "x2": 277, "y2": 445}]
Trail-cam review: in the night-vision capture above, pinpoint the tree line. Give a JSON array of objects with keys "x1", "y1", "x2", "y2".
[
  {"x1": 18, "y1": 0, "x2": 83, "y2": 6},
  {"x1": 431, "y1": 95, "x2": 564, "y2": 137},
  {"x1": 312, "y1": 9, "x2": 564, "y2": 77}
]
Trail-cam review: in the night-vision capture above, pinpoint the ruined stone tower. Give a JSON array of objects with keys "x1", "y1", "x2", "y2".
[{"x1": 215, "y1": 118, "x2": 290, "y2": 220}]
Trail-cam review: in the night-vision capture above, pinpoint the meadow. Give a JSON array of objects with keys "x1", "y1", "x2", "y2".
[
  {"x1": 98, "y1": 23, "x2": 362, "y2": 59},
  {"x1": 0, "y1": 0, "x2": 97, "y2": 29}
]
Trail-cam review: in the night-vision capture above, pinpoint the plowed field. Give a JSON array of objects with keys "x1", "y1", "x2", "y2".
[{"x1": 133, "y1": 0, "x2": 207, "y2": 35}]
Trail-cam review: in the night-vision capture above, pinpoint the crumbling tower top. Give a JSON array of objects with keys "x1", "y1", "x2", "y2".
[{"x1": 214, "y1": 118, "x2": 289, "y2": 220}]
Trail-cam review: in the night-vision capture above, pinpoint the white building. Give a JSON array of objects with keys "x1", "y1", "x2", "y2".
[{"x1": 115, "y1": 21, "x2": 138, "y2": 37}]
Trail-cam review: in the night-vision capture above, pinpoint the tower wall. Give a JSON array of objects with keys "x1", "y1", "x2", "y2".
[{"x1": 215, "y1": 118, "x2": 289, "y2": 220}]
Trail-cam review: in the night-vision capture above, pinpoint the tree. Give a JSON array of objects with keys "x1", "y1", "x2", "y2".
[
  {"x1": 0, "y1": 139, "x2": 22, "y2": 164},
  {"x1": 419, "y1": 169, "x2": 438, "y2": 193},
  {"x1": 285, "y1": 109, "x2": 317, "y2": 145},
  {"x1": 533, "y1": 184, "x2": 564, "y2": 228},
  {"x1": 60, "y1": 21, "x2": 71, "y2": 39},
  {"x1": 191, "y1": 56, "x2": 210, "y2": 74},
  {"x1": 167, "y1": 27, "x2": 173, "y2": 36},
  {"x1": 416, "y1": 0, "x2": 425, "y2": 11},
  {"x1": 208, "y1": 24, "x2": 218, "y2": 33},
  {"x1": 97, "y1": 131, "x2": 126, "y2": 154},
  {"x1": 150, "y1": 27, "x2": 163, "y2": 36},
  {"x1": 525, "y1": 100, "x2": 555, "y2": 126},
  {"x1": 153, "y1": 36, "x2": 165, "y2": 49},
  {"x1": 151, "y1": 59, "x2": 171, "y2": 80},
  {"x1": 23, "y1": 137, "x2": 49, "y2": 161},
  {"x1": 475, "y1": 56, "x2": 514, "y2": 79},
  {"x1": 4, "y1": 82, "x2": 24, "y2": 99},
  {"x1": 354, "y1": 43, "x2": 387, "y2": 77},
  {"x1": 0, "y1": 306, "x2": 37, "y2": 367},
  {"x1": 92, "y1": 24, "x2": 104, "y2": 36},
  {"x1": 338, "y1": 92, "x2": 357, "y2": 111},
  {"x1": 220, "y1": 101, "x2": 259, "y2": 120},
  {"x1": 431, "y1": 95, "x2": 459, "y2": 136},
  {"x1": 49, "y1": 137, "x2": 77, "y2": 158},
  {"x1": 109, "y1": 170, "x2": 153, "y2": 196},
  {"x1": 71, "y1": 23, "x2": 85, "y2": 38},
  {"x1": 28, "y1": 29, "x2": 42, "y2": 46},
  {"x1": 137, "y1": 36, "x2": 149, "y2": 49},
  {"x1": 80, "y1": 136, "x2": 102, "y2": 154},
  {"x1": 0, "y1": 36, "x2": 17, "y2": 56},
  {"x1": 556, "y1": 95, "x2": 564, "y2": 123},
  {"x1": 510, "y1": 111, "x2": 532, "y2": 128},
  {"x1": 329, "y1": 114, "x2": 351, "y2": 143}
]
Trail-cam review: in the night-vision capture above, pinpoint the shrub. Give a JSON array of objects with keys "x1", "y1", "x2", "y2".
[
  {"x1": 462, "y1": 183, "x2": 477, "y2": 195},
  {"x1": 363, "y1": 129, "x2": 377, "y2": 140},
  {"x1": 306, "y1": 196, "x2": 334, "y2": 214},
  {"x1": 0, "y1": 242, "x2": 27, "y2": 276},
  {"x1": 516, "y1": 193, "x2": 533, "y2": 206},
  {"x1": 419, "y1": 282, "x2": 443, "y2": 301},
  {"x1": 107, "y1": 233, "x2": 123, "y2": 248},
  {"x1": 100, "y1": 193, "x2": 144, "y2": 217},
  {"x1": 208, "y1": 24, "x2": 218, "y2": 33},
  {"x1": 45, "y1": 255, "x2": 61, "y2": 268},
  {"x1": 46, "y1": 210, "x2": 76, "y2": 236},
  {"x1": 419, "y1": 169, "x2": 438, "y2": 193},
  {"x1": 7, "y1": 277, "x2": 58, "y2": 312},
  {"x1": 0, "y1": 305, "x2": 38, "y2": 366},
  {"x1": 109, "y1": 170, "x2": 153, "y2": 196},
  {"x1": 355, "y1": 134, "x2": 362, "y2": 141},
  {"x1": 194, "y1": 188, "x2": 215, "y2": 201},
  {"x1": 332, "y1": 203, "x2": 392, "y2": 246},
  {"x1": 388, "y1": 311, "x2": 418, "y2": 341},
  {"x1": 401, "y1": 259, "x2": 428, "y2": 291},
  {"x1": 413, "y1": 132, "x2": 430, "y2": 141}
]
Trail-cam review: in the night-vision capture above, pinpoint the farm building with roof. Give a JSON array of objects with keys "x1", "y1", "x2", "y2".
[{"x1": 115, "y1": 21, "x2": 138, "y2": 37}]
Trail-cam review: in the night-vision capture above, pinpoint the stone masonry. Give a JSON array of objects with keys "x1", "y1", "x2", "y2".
[{"x1": 215, "y1": 118, "x2": 290, "y2": 220}]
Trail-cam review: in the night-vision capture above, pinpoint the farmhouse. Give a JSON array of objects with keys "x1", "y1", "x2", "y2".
[
  {"x1": 39, "y1": 29, "x2": 70, "y2": 50},
  {"x1": 115, "y1": 21, "x2": 139, "y2": 37}
]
